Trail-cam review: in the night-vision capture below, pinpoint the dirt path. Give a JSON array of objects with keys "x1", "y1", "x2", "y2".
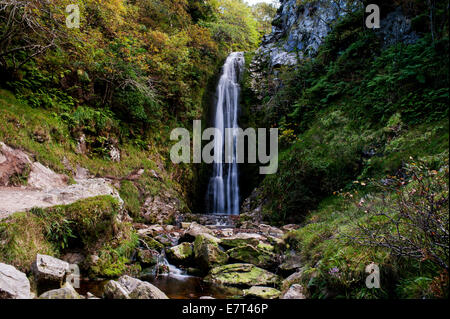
[{"x1": 0, "y1": 178, "x2": 122, "y2": 220}]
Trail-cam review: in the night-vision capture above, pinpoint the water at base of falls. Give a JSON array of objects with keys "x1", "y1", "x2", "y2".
[{"x1": 206, "y1": 52, "x2": 245, "y2": 216}]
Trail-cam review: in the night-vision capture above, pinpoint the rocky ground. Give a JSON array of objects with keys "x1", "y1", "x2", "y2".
[
  {"x1": 0, "y1": 141, "x2": 306, "y2": 300},
  {"x1": 1, "y1": 220, "x2": 306, "y2": 299}
]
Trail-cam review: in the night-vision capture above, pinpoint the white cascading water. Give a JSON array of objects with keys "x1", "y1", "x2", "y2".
[{"x1": 206, "y1": 52, "x2": 245, "y2": 215}]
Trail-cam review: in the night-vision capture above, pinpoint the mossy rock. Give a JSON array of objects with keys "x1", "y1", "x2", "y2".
[
  {"x1": 166, "y1": 242, "x2": 193, "y2": 265},
  {"x1": 204, "y1": 263, "x2": 280, "y2": 288},
  {"x1": 140, "y1": 236, "x2": 164, "y2": 252},
  {"x1": 228, "y1": 244, "x2": 276, "y2": 269},
  {"x1": 193, "y1": 234, "x2": 228, "y2": 272},
  {"x1": 220, "y1": 234, "x2": 264, "y2": 249},
  {"x1": 243, "y1": 286, "x2": 281, "y2": 299},
  {"x1": 137, "y1": 249, "x2": 159, "y2": 267},
  {"x1": 257, "y1": 242, "x2": 274, "y2": 252}
]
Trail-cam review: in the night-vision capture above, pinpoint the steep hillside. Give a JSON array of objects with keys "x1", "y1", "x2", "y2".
[{"x1": 239, "y1": 0, "x2": 449, "y2": 298}]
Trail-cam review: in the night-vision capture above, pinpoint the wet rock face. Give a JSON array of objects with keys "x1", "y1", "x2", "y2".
[{"x1": 0, "y1": 263, "x2": 31, "y2": 299}]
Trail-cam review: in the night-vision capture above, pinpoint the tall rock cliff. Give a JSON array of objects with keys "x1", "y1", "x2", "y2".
[
  {"x1": 256, "y1": 0, "x2": 350, "y2": 68},
  {"x1": 248, "y1": 1, "x2": 418, "y2": 99}
]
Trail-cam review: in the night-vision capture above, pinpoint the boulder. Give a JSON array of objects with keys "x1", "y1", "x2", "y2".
[
  {"x1": 0, "y1": 263, "x2": 31, "y2": 299},
  {"x1": 281, "y1": 284, "x2": 307, "y2": 299},
  {"x1": 220, "y1": 233, "x2": 265, "y2": 249},
  {"x1": 204, "y1": 263, "x2": 280, "y2": 288},
  {"x1": 38, "y1": 283, "x2": 82, "y2": 299},
  {"x1": 137, "y1": 249, "x2": 159, "y2": 267},
  {"x1": 129, "y1": 282, "x2": 169, "y2": 299},
  {"x1": 243, "y1": 286, "x2": 281, "y2": 299},
  {"x1": 180, "y1": 222, "x2": 215, "y2": 242},
  {"x1": 139, "y1": 236, "x2": 164, "y2": 252},
  {"x1": 166, "y1": 242, "x2": 194, "y2": 265},
  {"x1": 227, "y1": 244, "x2": 277, "y2": 269},
  {"x1": 193, "y1": 234, "x2": 228, "y2": 271},
  {"x1": 31, "y1": 254, "x2": 69, "y2": 290},
  {"x1": 103, "y1": 280, "x2": 130, "y2": 299},
  {"x1": 103, "y1": 275, "x2": 168, "y2": 299}
]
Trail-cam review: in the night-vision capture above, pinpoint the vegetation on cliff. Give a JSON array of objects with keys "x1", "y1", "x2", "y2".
[{"x1": 239, "y1": 1, "x2": 449, "y2": 298}]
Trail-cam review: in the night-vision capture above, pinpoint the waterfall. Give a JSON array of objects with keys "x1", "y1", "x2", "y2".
[{"x1": 206, "y1": 52, "x2": 245, "y2": 215}]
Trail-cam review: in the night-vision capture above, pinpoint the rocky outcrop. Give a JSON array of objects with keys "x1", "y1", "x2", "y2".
[
  {"x1": 0, "y1": 263, "x2": 31, "y2": 299},
  {"x1": 204, "y1": 263, "x2": 280, "y2": 288},
  {"x1": 0, "y1": 142, "x2": 123, "y2": 219},
  {"x1": 258, "y1": 0, "x2": 350, "y2": 67},
  {"x1": 103, "y1": 275, "x2": 168, "y2": 299},
  {"x1": 103, "y1": 279, "x2": 130, "y2": 299}
]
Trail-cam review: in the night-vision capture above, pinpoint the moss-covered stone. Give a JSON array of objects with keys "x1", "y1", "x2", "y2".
[
  {"x1": 228, "y1": 244, "x2": 276, "y2": 269},
  {"x1": 204, "y1": 263, "x2": 280, "y2": 287},
  {"x1": 0, "y1": 196, "x2": 124, "y2": 273},
  {"x1": 140, "y1": 236, "x2": 164, "y2": 252},
  {"x1": 166, "y1": 242, "x2": 193, "y2": 265},
  {"x1": 193, "y1": 234, "x2": 228, "y2": 271},
  {"x1": 243, "y1": 286, "x2": 281, "y2": 299},
  {"x1": 220, "y1": 233, "x2": 264, "y2": 249},
  {"x1": 137, "y1": 249, "x2": 159, "y2": 266}
]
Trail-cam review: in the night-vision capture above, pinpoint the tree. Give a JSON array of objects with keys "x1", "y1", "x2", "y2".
[
  {"x1": 205, "y1": 0, "x2": 260, "y2": 51},
  {"x1": 252, "y1": 2, "x2": 278, "y2": 37},
  {"x1": 0, "y1": 0, "x2": 64, "y2": 74}
]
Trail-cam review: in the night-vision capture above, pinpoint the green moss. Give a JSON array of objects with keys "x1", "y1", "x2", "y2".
[
  {"x1": 205, "y1": 263, "x2": 280, "y2": 288},
  {"x1": 228, "y1": 244, "x2": 275, "y2": 269},
  {"x1": 89, "y1": 231, "x2": 139, "y2": 278},
  {"x1": 194, "y1": 234, "x2": 228, "y2": 271},
  {"x1": 0, "y1": 196, "x2": 136, "y2": 276}
]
